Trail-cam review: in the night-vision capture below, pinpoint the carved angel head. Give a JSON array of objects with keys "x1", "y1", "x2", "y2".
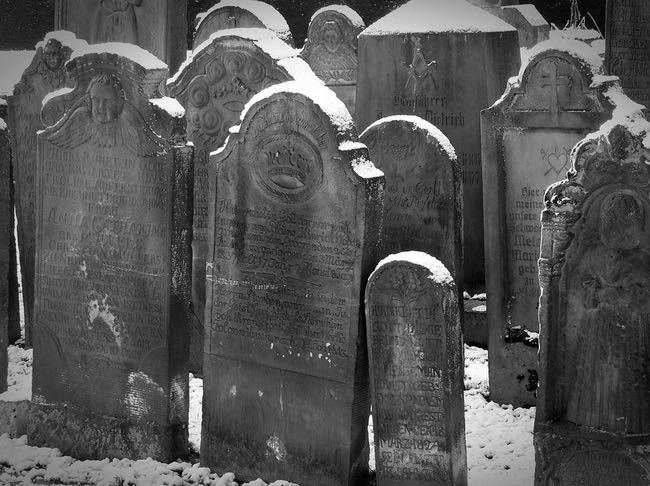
[
  {"x1": 88, "y1": 74, "x2": 125, "y2": 124},
  {"x1": 43, "y1": 39, "x2": 66, "y2": 71}
]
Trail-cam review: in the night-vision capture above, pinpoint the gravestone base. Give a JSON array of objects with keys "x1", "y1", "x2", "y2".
[
  {"x1": 534, "y1": 423, "x2": 650, "y2": 485},
  {"x1": 489, "y1": 341, "x2": 537, "y2": 406}
]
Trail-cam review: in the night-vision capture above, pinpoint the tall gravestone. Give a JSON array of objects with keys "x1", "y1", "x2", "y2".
[
  {"x1": 194, "y1": 0, "x2": 293, "y2": 48},
  {"x1": 481, "y1": 40, "x2": 615, "y2": 407},
  {"x1": 356, "y1": 0, "x2": 520, "y2": 290},
  {"x1": 202, "y1": 81, "x2": 384, "y2": 485},
  {"x1": 300, "y1": 5, "x2": 365, "y2": 118},
  {"x1": 168, "y1": 28, "x2": 321, "y2": 373},
  {"x1": 7, "y1": 31, "x2": 87, "y2": 348},
  {"x1": 605, "y1": 0, "x2": 649, "y2": 109},
  {"x1": 534, "y1": 96, "x2": 650, "y2": 485},
  {"x1": 366, "y1": 252, "x2": 467, "y2": 485},
  {"x1": 0, "y1": 122, "x2": 10, "y2": 392},
  {"x1": 54, "y1": 0, "x2": 187, "y2": 74},
  {"x1": 28, "y1": 44, "x2": 193, "y2": 461}
]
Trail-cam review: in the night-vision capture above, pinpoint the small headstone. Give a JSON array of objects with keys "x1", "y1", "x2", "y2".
[
  {"x1": 29, "y1": 43, "x2": 192, "y2": 461},
  {"x1": 357, "y1": 0, "x2": 521, "y2": 289},
  {"x1": 0, "y1": 122, "x2": 10, "y2": 392},
  {"x1": 366, "y1": 252, "x2": 467, "y2": 485},
  {"x1": 194, "y1": 0, "x2": 293, "y2": 48},
  {"x1": 481, "y1": 40, "x2": 615, "y2": 407},
  {"x1": 360, "y1": 115, "x2": 462, "y2": 282},
  {"x1": 300, "y1": 5, "x2": 365, "y2": 117},
  {"x1": 605, "y1": 0, "x2": 650, "y2": 108},
  {"x1": 534, "y1": 93, "x2": 650, "y2": 485},
  {"x1": 202, "y1": 81, "x2": 384, "y2": 485},
  {"x1": 7, "y1": 31, "x2": 87, "y2": 348}
]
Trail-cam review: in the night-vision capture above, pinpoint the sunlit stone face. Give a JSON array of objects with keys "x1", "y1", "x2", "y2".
[{"x1": 90, "y1": 82, "x2": 122, "y2": 124}]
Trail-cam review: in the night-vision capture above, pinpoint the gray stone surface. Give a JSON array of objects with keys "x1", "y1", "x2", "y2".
[{"x1": 0, "y1": 125, "x2": 10, "y2": 392}]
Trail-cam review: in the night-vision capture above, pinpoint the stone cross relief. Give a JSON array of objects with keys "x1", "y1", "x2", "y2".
[
  {"x1": 540, "y1": 60, "x2": 572, "y2": 115},
  {"x1": 404, "y1": 36, "x2": 437, "y2": 95}
]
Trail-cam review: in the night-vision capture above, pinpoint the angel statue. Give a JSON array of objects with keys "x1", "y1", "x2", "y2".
[
  {"x1": 90, "y1": 0, "x2": 142, "y2": 44},
  {"x1": 13, "y1": 38, "x2": 71, "y2": 96}
]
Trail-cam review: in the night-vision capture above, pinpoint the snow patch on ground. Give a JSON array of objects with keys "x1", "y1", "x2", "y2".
[{"x1": 0, "y1": 346, "x2": 32, "y2": 402}]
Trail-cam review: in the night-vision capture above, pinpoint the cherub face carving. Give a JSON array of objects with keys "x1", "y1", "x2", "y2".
[
  {"x1": 88, "y1": 75, "x2": 125, "y2": 124},
  {"x1": 43, "y1": 39, "x2": 64, "y2": 71},
  {"x1": 321, "y1": 21, "x2": 343, "y2": 53}
]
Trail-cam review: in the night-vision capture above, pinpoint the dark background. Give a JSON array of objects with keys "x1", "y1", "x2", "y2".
[{"x1": 0, "y1": 0, "x2": 606, "y2": 51}]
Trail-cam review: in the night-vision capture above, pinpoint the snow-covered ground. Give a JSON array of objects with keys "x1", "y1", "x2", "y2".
[{"x1": 0, "y1": 344, "x2": 535, "y2": 485}]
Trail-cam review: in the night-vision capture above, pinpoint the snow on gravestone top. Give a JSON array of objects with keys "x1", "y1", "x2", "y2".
[
  {"x1": 310, "y1": 4, "x2": 365, "y2": 27},
  {"x1": 202, "y1": 81, "x2": 383, "y2": 485}
]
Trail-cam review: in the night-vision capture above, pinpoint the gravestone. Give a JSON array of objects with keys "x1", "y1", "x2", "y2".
[
  {"x1": 54, "y1": 0, "x2": 187, "y2": 74},
  {"x1": 366, "y1": 252, "x2": 467, "y2": 485},
  {"x1": 168, "y1": 28, "x2": 321, "y2": 373},
  {"x1": 0, "y1": 122, "x2": 10, "y2": 392},
  {"x1": 534, "y1": 96, "x2": 650, "y2": 485},
  {"x1": 605, "y1": 0, "x2": 650, "y2": 109},
  {"x1": 481, "y1": 40, "x2": 615, "y2": 407},
  {"x1": 300, "y1": 5, "x2": 365, "y2": 117},
  {"x1": 360, "y1": 115, "x2": 462, "y2": 283},
  {"x1": 357, "y1": 0, "x2": 521, "y2": 290},
  {"x1": 202, "y1": 81, "x2": 384, "y2": 485},
  {"x1": 28, "y1": 44, "x2": 193, "y2": 461},
  {"x1": 194, "y1": 0, "x2": 293, "y2": 48},
  {"x1": 7, "y1": 31, "x2": 87, "y2": 348}
]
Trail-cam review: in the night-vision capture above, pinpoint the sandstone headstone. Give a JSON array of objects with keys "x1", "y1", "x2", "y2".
[
  {"x1": 202, "y1": 81, "x2": 384, "y2": 485},
  {"x1": 29, "y1": 44, "x2": 192, "y2": 461},
  {"x1": 481, "y1": 40, "x2": 615, "y2": 407},
  {"x1": 366, "y1": 252, "x2": 467, "y2": 485},
  {"x1": 168, "y1": 28, "x2": 321, "y2": 373},
  {"x1": 54, "y1": 0, "x2": 187, "y2": 74},
  {"x1": 194, "y1": 0, "x2": 293, "y2": 48},
  {"x1": 360, "y1": 115, "x2": 462, "y2": 282},
  {"x1": 7, "y1": 31, "x2": 87, "y2": 348},
  {"x1": 300, "y1": 5, "x2": 364, "y2": 118},
  {"x1": 357, "y1": 0, "x2": 521, "y2": 289},
  {"x1": 605, "y1": 0, "x2": 650, "y2": 108},
  {"x1": 0, "y1": 122, "x2": 10, "y2": 392},
  {"x1": 534, "y1": 93, "x2": 650, "y2": 485}
]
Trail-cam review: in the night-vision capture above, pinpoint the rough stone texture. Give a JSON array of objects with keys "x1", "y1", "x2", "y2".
[
  {"x1": 300, "y1": 6, "x2": 364, "y2": 118},
  {"x1": 202, "y1": 85, "x2": 384, "y2": 485},
  {"x1": 365, "y1": 253, "x2": 467, "y2": 485},
  {"x1": 0, "y1": 400, "x2": 31, "y2": 437},
  {"x1": 356, "y1": 3, "x2": 520, "y2": 290},
  {"x1": 0, "y1": 127, "x2": 10, "y2": 392},
  {"x1": 605, "y1": 0, "x2": 649, "y2": 109},
  {"x1": 481, "y1": 46, "x2": 615, "y2": 407},
  {"x1": 492, "y1": 5, "x2": 549, "y2": 48},
  {"x1": 54, "y1": 0, "x2": 187, "y2": 74},
  {"x1": 30, "y1": 48, "x2": 192, "y2": 461},
  {"x1": 534, "y1": 116, "x2": 650, "y2": 484}
]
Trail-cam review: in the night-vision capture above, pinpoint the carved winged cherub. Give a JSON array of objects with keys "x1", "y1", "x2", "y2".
[{"x1": 13, "y1": 38, "x2": 71, "y2": 96}]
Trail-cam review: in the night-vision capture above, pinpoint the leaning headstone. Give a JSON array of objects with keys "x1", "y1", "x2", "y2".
[
  {"x1": 481, "y1": 40, "x2": 615, "y2": 407},
  {"x1": 168, "y1": 28, "x2": 321, "y2": 373},
  {"x1": 7, "y1": 31, "x2": 87, "y2": 348},
  {"x1": 366, "y1": 252, "x2": 467, "y2": 485},
  {"x1": 300, "y1": 5, "x2": 365, "y2": 117},
  {"x1": 194, "y1": 0, "x2": 294, "y2": 48},
  {"x1": 605, "y1": 0, "x2": 650, "y2": 108},
  {"x1": 54, "y1": 0, "x2": 187, "y2": 74},
  {"x1": 202, "y1": 81, "x2": 384, "y2": 485},
  {"x1": 0, "y1": 122, "x2": 10, "y2": 392},
  {"x1": 534, "y1": 91, "x2": 650, "y2": 485},
  {"x1": 28, "y1": 43, "x2": 193, "y2": 461},
  {"x1": 360, "y1": 115, "x2": 462, "y2": 282},
  {"x1": 357, "y1": 0, "x2": 520, "y2": 290}
]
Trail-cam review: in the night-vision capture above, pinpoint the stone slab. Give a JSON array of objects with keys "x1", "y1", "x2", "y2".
[{"x1": 0, "y1": 126, "x2": 10, "y2": 392}]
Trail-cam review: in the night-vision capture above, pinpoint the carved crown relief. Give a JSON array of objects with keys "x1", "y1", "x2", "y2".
[{"x1": 14, "y1": 38, "x2": 73, "y2": 96}]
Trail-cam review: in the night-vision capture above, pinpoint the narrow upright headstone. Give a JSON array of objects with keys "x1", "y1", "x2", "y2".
[
  {"x1": 357, "y1": 0, "x2": 521, "y2": 289},
  {"x1": 168, "y1": 28, "x2": 321, "y2": 373},
  {"x1": 534, "y1": 92, "x2": 650, "y2": 485},
  {"x1": 194, "y1": 0, "x2": 293, "y2": 48},
  {"x1": 7, "y1": 31, "x2": 87, "y2": 348},
  {"x1": 605, "y1": 0, "x2": 650, "y2": 108},
  {"x1": 360, "y1": 115, "x2": 462, "y2": 283},
  {"x1": 481, "y1": 40, "x2": 615, "y2": 406},
  {"x1": 202, "y1": 81, "x2": 384, "y2": 485},
  {"x1": 0, "y1": 122, "x2": 10, "y2": 392},
  {"x1": 300, "y1": 5, "x2": 365, "y2": 117},
  {"x1": 366, "y1": 252, "x2": 467, "y2": 485},
  {"x1": 29, "y1": 43, "x2": 193, "y2": 461}
]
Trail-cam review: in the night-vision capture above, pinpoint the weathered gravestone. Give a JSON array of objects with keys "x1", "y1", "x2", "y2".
[
  {"x1": 481, "y1": 40, "x2": 615, "y2": 407},
  {"x1": 7, "y1": 31, "x2": 88, "y2": 348},
  {"x1": 194, "y1": 0, "x2": 294, "y2": 48},
  {"x1": 0, "y1": 122, "x2": 10, "y2": 392},
  {"x1": 357, "y1": 0, "x2": 520, "y2": 290},
  {"x1": 168, "y1": 28, "x2": 321, "y2": 373},
  {"x1": 54, "y1": 0, "x2": 187, "y2": 74},
  {"x1": 360, "y1": 115, "x2": 462, "y2": 282},
  {"x1": 300, "y1": 5, "x2": 365, "y2": 118},
  {"x1": 202, "y1": 81, "x2": 384, "y2": 485},
  {"x1": 534, "y1": 94, "x2": 650, "y2": 485},
  {"x1": 366, "y1": 252, "x2": 467, "y2": 485},
  {"x1": 28, "y1": 44, "x2": 193, "y2": 461},
  {"x1": 605, "y1": 0, "x2": 650, "y2": 109}
]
